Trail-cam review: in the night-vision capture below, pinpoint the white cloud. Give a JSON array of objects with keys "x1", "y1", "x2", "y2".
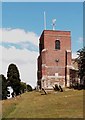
[
  {"x1": 0, "y1": 28, "x2": 40, "y2": 88},
  {"x1": 72, "y1": 52, "x2": 78, "y2": 59},
  {"x1": 0, "y1": 28, "x2": 39, "y2": 46},
  {"x1": 0, "y1": 46, "x2": 39, "y2": 88},
  {"x1": 0, "y1": 45, "x2": 2, "y2": 75}
]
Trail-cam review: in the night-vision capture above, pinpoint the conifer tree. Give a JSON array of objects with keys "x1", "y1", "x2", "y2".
[{"x1": 7, "y1": 63, "x2": 21, "y2": 96}]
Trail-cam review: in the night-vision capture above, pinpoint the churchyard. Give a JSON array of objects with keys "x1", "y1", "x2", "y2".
[{"x1": 2, "y1": 89, "x2": 83, "y2": 119}]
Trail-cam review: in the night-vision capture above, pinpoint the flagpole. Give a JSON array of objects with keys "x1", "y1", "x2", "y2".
[{"x1": 44, "y1": 11, "x2": 46, "y2": 30}]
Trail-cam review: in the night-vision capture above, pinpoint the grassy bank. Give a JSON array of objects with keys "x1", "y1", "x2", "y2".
[{"x1": 2, "y1": 89, "x2": 84, "y2": 118}]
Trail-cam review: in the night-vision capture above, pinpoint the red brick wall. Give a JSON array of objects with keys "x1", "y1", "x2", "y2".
[
  {"x1": 38, "y1": 30, "x2": 72, "y2": 88},
  {"x1": 41, "y1": 30, "x2": 71, "y2": 77}
]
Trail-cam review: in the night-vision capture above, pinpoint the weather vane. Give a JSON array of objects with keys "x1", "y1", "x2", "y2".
[{"x1": 52, "y1": 19, "x2": 56, "y2": 30}]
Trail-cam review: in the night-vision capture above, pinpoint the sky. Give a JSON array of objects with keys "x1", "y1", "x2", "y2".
[
  {"x1": 0, "y1": 2, "x2": 83, "y2": 88},
  {"x1": 1, "y1": 0, "x2": 84, "y2": 2}
]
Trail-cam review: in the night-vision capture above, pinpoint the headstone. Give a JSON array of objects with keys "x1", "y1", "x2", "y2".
[
  {"x1": 59, "y1": 85, "x2": 63, "y2": 92},
  {"x1": 55, "y1": 84, "x2": 60, "y2": 91},
  {"x1": 41, "y1": 88, "x2": 47, "y2": 95}
]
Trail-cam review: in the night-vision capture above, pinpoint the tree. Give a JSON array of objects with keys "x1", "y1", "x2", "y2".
[
  {"x1": 0, "y1": 74, "x2": 8, "y2": 100},
  {"x1": 20, "y1": 82, "x2": 27, "y2": 93},
  {"x1": 77, "y1": 47, "x2": 85, "y2": 88},
  {"x1": 7, "y1": 63, "x2": 21, "y2": 96},
  {"x1": 27, "y1": 84, "x2": 32, "y2": 91}
]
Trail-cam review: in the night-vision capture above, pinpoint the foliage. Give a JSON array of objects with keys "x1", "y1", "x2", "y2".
[
  {"x1": 27, "y1": 84, "x2": 32, "y2": 91},
  {"x1": 20, "y1": 82, "x2": 27, "y2": 93},
  {"x1": 77, "y1": 47, "x2": 85, "y2": 88},
  {"x1": 7, "y1": 63, "x2": 21, "y2": 96},
  {"x1": 0, "y1": 74, "x2": 9, "y2": 100}
]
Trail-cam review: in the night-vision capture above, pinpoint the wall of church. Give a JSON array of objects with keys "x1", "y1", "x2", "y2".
[{"x1": 37, "y1": 30, "x2": 72, "y2": 89}]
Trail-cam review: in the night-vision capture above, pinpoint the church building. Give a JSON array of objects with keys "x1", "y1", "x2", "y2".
[{"x1": 37, "y1": 30, "x2": 72, "y2": 89}]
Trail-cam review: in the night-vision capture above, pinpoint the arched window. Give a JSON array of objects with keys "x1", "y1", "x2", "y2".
[{"x1": 55, "y1": 40, "x2": 60, "y2": 50}]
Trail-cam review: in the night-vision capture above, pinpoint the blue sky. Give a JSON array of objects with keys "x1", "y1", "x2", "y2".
[
  {"x1": 0, "y1": 2, "x2": 83, "y2": 87},
  {"x1": 2, "y1": 2, "x2": 83, "y2": 52}
]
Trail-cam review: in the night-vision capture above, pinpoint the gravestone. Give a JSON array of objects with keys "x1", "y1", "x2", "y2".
[
  {"x1": 59, "y1": 85, "x2": 63, "y2": 92},
  {"x1": 41, "y1": 88, "x2": 47, "y2": 95}
]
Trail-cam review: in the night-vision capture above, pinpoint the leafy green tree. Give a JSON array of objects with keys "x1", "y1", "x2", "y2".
[
  {"x1": 7, "y1": 63, "x2": 21, "y2": 96},
  {"x1": 77, "y1": 47, "x2": 85, "y2": 88},
  {"x1": 20, "y1": 82, "x2": 27, "y2": 93},
  {"x1": 27, "y1": 84, "x2": 32, "y2": 91},
  {"x1": 0, "y1": 74, "x2": 8, "y2": 100}
]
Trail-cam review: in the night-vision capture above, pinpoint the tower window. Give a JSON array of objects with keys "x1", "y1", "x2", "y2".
[{"x1": 55, "y1": 40, "x2": 60, "y2": 50}]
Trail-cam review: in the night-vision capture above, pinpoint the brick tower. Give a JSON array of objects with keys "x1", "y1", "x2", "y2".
[{"x1": 37, "y1": 30, "x2": 72, "y2": 89}]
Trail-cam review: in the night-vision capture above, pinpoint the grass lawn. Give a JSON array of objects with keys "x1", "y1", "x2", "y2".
[{"x1": 2, "y1": 89, "x2": 84, "y2": 118}]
